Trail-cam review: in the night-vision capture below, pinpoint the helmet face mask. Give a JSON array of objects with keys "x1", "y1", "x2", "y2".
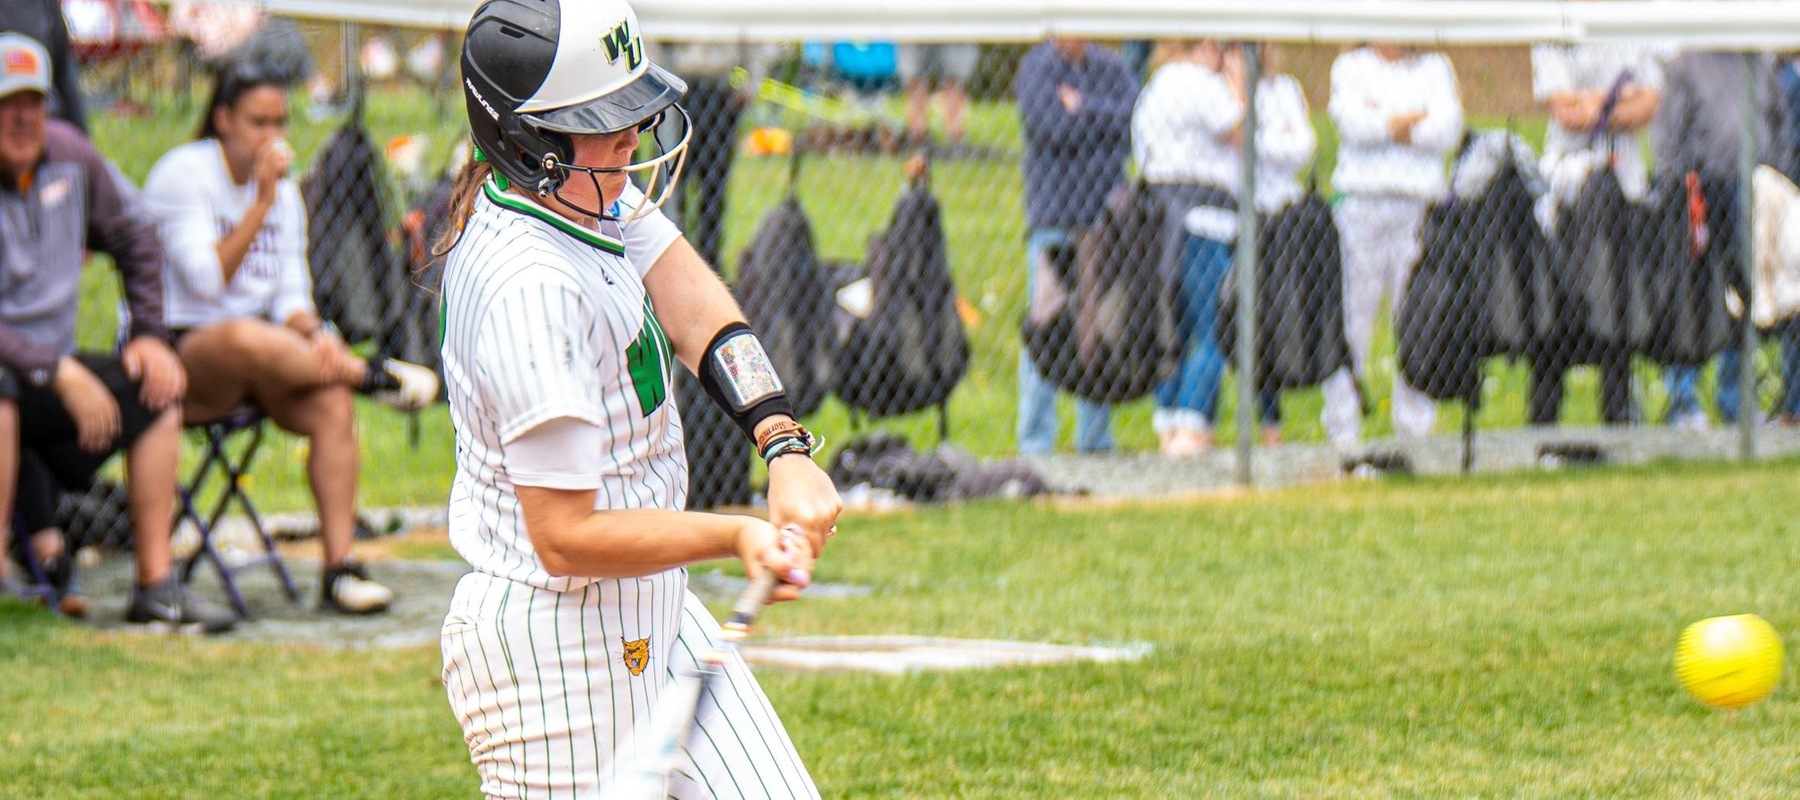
[
  {"x1": 532, "y1": 104, "x2": 692, "y2": 221},
  {"x1": 461, "y1": 0, "x2": 688, "y2": 221}
]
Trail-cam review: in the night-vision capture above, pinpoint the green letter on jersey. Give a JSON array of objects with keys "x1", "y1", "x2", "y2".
[{"x1": 625, "y1": 307, "x2": 671, "y2": 417}]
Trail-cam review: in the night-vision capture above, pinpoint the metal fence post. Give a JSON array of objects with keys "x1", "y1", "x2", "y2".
[
  {"x1": 1738, "y1": 51, "x2": 1759, "y2": 461},
  {"x1": 1234, "y1": 45, "x2": 1262, "y2": 487}
]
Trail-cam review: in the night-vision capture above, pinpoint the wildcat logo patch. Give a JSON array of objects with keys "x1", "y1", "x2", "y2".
[{"x1": 622, "y1": 637, "x2": 650, "y2": 677}]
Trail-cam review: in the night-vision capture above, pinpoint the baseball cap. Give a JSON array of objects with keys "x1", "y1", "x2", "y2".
[{"x1": 0, "y1": 33, "x2": 52, "y2": 101}]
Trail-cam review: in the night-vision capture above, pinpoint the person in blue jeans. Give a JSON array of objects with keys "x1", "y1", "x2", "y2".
[
  {"x1": 1132, "y1": 40, "x2": 1303, "y2": 457},
  {"x1": 1653, "y1": 51, "x2": 1793, "y2": 429},
  {"x1": 1152, "y1": 228, "x2": 1282, "y2": 453},
  {"x1": 1015, "y1": 37, "x2": 1138, "y2": 455},
  {"x1": 1721, "y1": 57, "x2": 1800, "y2": 427},
  {"x1": 1018, "y1": 228, "x2": 1116, "y2": 454}
]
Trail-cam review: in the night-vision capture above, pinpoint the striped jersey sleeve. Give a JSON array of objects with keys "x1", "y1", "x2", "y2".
[
  {"x1": 614, "y1": 184, "x2": 682, "y2": 275},
  {"x1": 476, "y1": 270, "x2": 611, "y2": 444}
]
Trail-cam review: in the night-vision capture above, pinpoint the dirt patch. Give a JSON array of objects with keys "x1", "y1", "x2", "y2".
[
  {"x1": 69, "y1": 549, "x2": 469, "y2": 649},
  {"x1": 54, "y1": 548, "x2": 871, "y2": 650}
]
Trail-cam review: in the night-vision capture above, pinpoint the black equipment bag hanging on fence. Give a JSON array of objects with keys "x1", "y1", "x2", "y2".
[
  {"x1": 1480, "y1": 141, "x2": 1549, "y2": 360},
  {"x1": 1399, "y1": 197, "x2": 1489, "y2": 405},
  {"x1": 1544, "y1": 167, "x2": 1656, "y2": 363},
  {"x1": 1022, "y1": 180, "x2": 1181, "y2": 404},
  {"x1": 303, "y1": 118, "x2": 411, "y2": 349},
  {"x1": 1399, "y1": 131, "x2": 1547, "y2": 407},
  {"x1": 1639, "y1": 171, "x2": 1739, "y2": 367},
  {"x1": 736, "y1": 195, "x2": 835, "y2": 418},
  {"x1": 394, "y1": 170, "x2": 457, "y2": 375},
  {"x1": 1216, "y1": 187, "x2": 1352, "y2": 392},
  {"x1": 834, "y1": 175, "x2": 969, "y2": 417}
]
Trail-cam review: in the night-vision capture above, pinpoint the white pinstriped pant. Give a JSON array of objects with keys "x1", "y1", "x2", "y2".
[
  {"x1": 1321, "y1": 194, "x2": 1439, "y2": 445},
  {"x1": 441, "y1": 570, "x2": 819, "y2": 799}
]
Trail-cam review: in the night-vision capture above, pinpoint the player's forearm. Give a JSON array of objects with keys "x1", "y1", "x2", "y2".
[
  {"x1": 518, "y1": 485, "x2": 744, "y2": 578},
  {"x1": 641, "y1": 237, "x2": 746, "y2": 374}
]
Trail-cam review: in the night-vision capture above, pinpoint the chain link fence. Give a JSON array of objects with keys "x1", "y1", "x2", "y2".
[{"x1": 59, "y1": 13, "x2": 1800, "y2": 513}]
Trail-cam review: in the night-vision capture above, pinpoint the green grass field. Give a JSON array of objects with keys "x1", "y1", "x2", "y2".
[{"x1": 5, "y1": 459, "x2": 1800, "y2": 797}]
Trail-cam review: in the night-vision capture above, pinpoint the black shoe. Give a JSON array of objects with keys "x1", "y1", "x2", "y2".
[
  {"x1": 321, "y1": 557, "x2": 394, "y2": 614},
  {"x1": 356, "y1": 357, "x2": 438, "y2": 411},
  {"x1": 125, "y1": 579, "x2": 236, "y2": 634},
  {"x1": 356, "y1": 356, "x2": 402, "y2": 394},
  {"x1": 10, "y1": 532, "x2": 84, "y2": 617}
]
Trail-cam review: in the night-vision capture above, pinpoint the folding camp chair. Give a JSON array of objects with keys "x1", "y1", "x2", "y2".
[
  {"x1": 7, "y1": 513, "x2": 63, "y2": 613},
  {"x1": 176, "y1": 407, "x2": 299, "y2": 617}
]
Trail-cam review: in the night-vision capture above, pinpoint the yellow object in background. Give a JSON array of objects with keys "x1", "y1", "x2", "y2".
[
  {"x1": 744, "y1": 126, "x2": 794, "y2": 158},
  {"x1": 1675, "y1": 614, "x2": 1784, "y2": 710}
]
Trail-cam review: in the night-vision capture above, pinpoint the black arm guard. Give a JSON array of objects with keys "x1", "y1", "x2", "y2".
[{"x1": 698, "y1": 321, "x2": 793, "y2": 441}]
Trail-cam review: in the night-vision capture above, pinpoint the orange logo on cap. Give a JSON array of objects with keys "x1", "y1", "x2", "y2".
[{"x1": 3, "y1": 48, "x2": 40, "y2": 76}]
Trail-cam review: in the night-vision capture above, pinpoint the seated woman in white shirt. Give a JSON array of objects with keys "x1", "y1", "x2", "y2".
[{"x1": 143, "y1": 65, "x2": 436, "y2": 614}]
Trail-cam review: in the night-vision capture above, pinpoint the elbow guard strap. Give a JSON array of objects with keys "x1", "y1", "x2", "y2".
[{"x1": 698, "y1": 322, "x2": 793, "y2": 442}]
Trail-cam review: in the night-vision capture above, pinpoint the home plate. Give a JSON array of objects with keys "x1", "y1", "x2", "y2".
[{"x1": 741, "y1": 636, "x2": 1152, "y2": 674}]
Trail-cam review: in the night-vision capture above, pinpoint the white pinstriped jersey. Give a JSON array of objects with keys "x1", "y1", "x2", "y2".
[
  {"x1": 439, "y1": 181, "x2": 820, "y2": 798},
  {"x1": 441, "y1": 180, "x2": 688, "y2": 591}
]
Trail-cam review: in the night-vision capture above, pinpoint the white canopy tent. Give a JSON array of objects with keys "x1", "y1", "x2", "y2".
[{"x1": 160, "y1": 0, "x2": 1800, "y2": 48}]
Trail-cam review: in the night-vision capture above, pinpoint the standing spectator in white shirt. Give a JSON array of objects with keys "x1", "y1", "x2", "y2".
[
  {"x1": 1133, "y1": 40, "x2": 1314, "y2": 457},
  {"x1": 1133, "y1": 38, "x2": 1239, "y2": 457},
  {"x1": 1529, "y1": 44, "x2": 1662, "y2": 426},
  {"x1": 1322, "y1": 44, "x2": 1463, "y2": 449}
]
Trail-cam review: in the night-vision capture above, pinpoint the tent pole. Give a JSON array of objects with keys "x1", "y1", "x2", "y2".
[
  {"x1": 1233, "y1": 45, "x2": 1261, "y2": 488},
  {"x1": 1736, "y1": 53, "x2": 1758, "y2": 461}
]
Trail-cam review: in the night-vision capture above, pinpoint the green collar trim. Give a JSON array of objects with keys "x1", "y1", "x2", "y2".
[{"x1": 481, "y1": 179, "x2": 626, "y2": 256}]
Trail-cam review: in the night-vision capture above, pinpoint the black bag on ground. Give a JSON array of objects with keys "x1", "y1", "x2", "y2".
[
  {"x1": 1639, "y1": 171, "x2": 1739, "y2": 366},
  {"x1": 827, "y1": 433, "x2": 957, "y2": 503},
  {"x1": 1216, "y1": 191, "x2": 1351, "y2": 391},
  {"x1": 827, "y1": 433, "x2": 1056, "y2": 503},
  {"x1": 834, "y1": 180, "x2": 969, "y2": 417},
  {"x1": 736, "y1": 195, "x2": 834, "y2": 418},
  {"x1": 1023, "y1": 180, "x2": 1180, "y2": 404},
  {"x1": 303, "y1": 121, "x2": 410, "y2": 349}
]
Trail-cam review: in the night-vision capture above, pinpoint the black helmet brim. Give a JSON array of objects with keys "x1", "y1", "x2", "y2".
[{"x1": 527, "y1": 61, "x2": 688, "y2": 135}]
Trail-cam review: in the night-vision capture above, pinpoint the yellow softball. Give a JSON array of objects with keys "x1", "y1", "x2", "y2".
[{"x1": 1675, "y1": 614, "x2": 1784, "y2": 710}]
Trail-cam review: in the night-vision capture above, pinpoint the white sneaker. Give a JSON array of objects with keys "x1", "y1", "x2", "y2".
[
  {"x1": 364, "y1": 358, "x2": 439, "y2": 412},
  {"x1": 1671, "y1": 411, "x2": 1712, "y2": 433},
  {"x1": 322, "y1": 559, "x2": 394, "y2": 614}
]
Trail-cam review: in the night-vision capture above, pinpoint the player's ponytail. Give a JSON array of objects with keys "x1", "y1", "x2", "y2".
[{"x1": 432, "y1": 156, "x2": 494, "y2": 261}]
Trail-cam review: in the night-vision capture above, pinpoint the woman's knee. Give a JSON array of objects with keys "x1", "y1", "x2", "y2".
[
  {"x1": 276, "y1": 386, "x2": 358, "y2": 438},
  {"x1": 188, "y1": 319, "x2": 294, "y2": 367}
]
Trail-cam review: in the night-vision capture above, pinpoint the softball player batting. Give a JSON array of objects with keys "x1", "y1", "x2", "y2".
[{"x1": 437, "y1": 1, "x2": 842, "y2": 797}]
